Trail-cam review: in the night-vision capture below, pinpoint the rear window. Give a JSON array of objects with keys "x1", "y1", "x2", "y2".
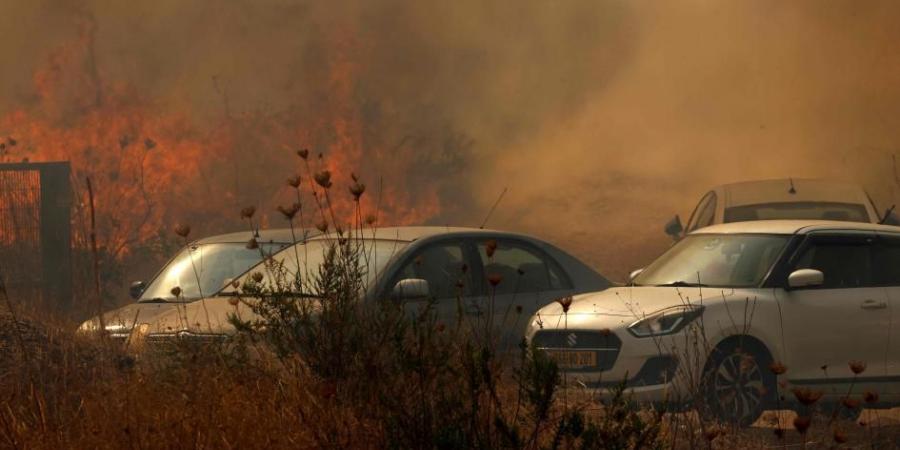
[{"x1": 723, "y1": 202, "x2": 870, "y2": 223}]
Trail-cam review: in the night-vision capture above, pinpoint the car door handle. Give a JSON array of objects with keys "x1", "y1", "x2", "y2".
[{"x1": 860, "y1": 299, "x2": 888, "y2": 310}]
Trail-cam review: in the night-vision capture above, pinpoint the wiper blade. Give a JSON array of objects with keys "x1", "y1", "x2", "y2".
[{"x1": 655, "y1": 281, "x2": 710, "y2": 287}]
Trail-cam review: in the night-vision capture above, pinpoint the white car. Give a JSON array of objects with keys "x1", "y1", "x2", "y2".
[
  {"x1": 527, "y1": 220, "x2": 900, "y2": 425},
  {"x1": 80, "y1": 229, "x2": 304, "y2": 340},
  {"x1": 83, "y1": 227, "x2": 612, "y2": 345},
  {"x1": 665, "y1": 179, "x2": 897, "y2": 239}
]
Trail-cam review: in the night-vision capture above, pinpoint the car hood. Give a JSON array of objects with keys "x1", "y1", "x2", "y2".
[
  {"x1": 138, "y1": 295, "x2": 326, "y2": 336},
  {"x1": 79, "y1": 301, "x2": 186, "y2": 335},
  {"x1": 534, "y1": 286, "x2": 738, "y2": 319}
]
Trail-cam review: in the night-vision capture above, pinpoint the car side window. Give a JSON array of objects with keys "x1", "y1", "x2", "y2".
[
  {"x1": 687, "y1": 191, "x2": 717, "y2": 232},
  {"x1": 477, "y1": 239, "x2": 570, "y2": 295},
  {"x1": 873, "y1": 236, "x2": 900, "y2": 286},
  {"x1": 393, "y1": 241, "x2": 473, "y2": 299},
  {"x1": 791, "y1": 236, "x2": 873, "y2": 288}
]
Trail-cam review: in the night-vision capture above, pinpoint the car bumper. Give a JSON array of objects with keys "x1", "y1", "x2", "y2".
[{"x1": 530, "y1": 327, "x2": 694, "y2": 403}]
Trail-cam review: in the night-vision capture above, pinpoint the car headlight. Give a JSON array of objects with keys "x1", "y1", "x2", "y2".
[{"x1": 627, "y1": 305, "x2": 704, "y2": 338}]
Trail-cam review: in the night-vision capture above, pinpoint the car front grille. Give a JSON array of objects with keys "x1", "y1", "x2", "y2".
[{"x1": 531, "y1": 329, "x2": 621, "y2": 371}]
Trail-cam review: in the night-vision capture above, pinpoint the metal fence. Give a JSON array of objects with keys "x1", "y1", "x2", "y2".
[{"x1": 0, "y1": 162, "x2": 72, "y2": 309}]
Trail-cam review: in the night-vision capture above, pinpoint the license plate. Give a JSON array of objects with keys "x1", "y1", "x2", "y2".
[{"x1": 545, "y1": 350, "x2": 596, "y2": 369}]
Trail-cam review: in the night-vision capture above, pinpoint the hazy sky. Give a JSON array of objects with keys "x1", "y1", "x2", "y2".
[{"x1": 2, "y1": 1, "x2": 899, "y2": 278}]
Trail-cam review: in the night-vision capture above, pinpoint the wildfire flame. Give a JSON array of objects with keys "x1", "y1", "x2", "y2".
[{"x1": 0, "y1": 20, "x2": 440, "y2": 259}]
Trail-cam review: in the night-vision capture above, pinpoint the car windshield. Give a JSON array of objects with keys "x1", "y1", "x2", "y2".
[
  {"x1": 724, "y1": 202, "x2": 870, "y2": 223},
  {"x1": 222, "y1": 238, "x2": 409, "y2": 296},
  {"x1": 634, "y1": 234, "x2": 790, "y2": 288},
  {"x1": 140, "y1": 242, "x2": 285, "y2": 302}
]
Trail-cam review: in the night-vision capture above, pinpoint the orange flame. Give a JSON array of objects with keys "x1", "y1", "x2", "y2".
[{"x1": 0, "y1": 22, "x2": 440, "y2": 258}]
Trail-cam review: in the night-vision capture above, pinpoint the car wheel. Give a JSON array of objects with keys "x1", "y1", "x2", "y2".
[{"x1": 702, "y1": 338, "x2": 775, "y2": 427}]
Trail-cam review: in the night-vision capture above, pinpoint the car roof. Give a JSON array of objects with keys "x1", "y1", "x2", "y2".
[
  {"x1": 692, "y1": 219, "x2": 900, "y2": 235},
  {"x1": 192, "y1": 228, "x2": 317, "y2": 245},
  {"x1": 307, "y1": 226, "x2": 509, "y2": 243},
  {"x1": 717, "y1": 178, "x2": 869, "y2": 208}
]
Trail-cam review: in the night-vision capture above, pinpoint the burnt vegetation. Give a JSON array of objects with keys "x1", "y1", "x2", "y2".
[{"x1": 1, "y1": 152, "x2": 899, "y2": 449}]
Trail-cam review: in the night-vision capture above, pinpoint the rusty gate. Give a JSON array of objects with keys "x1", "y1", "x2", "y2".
[{"x1": 0, "y1": 162, "x2": 72, "y2": 309}]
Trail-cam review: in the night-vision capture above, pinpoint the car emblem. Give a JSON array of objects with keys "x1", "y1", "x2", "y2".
[{"x1": 567, "y1": 333, "x2": 578, "y2": 347}]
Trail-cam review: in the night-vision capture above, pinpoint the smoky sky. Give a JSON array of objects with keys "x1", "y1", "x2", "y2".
[{"x1": 2, "y1": 1, "x2": 900, "y2": 279}]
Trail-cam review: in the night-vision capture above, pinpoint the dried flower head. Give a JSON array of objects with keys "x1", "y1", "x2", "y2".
[
  {"x1": 792, "y1": 387, "x2": 823, "y2": 406},
  {"x1": 739, "y1": 353, "x2": 756, "y2": 372},
  {"x1": 833, "y1": 427, "x2": 847, "y2": 444},
  {"x1": 863, "y1": 390, "x2": 879, "y2": 404},
  {"x1": 246, "y1": 238, "x2": 259, "y2": 250},
  {"x1": 174, "y1": 224, "x2": 191, "y2": 238},
  {"x1": 841, "y1": 397, "x2": 860, "y2": 410},
  {"x1": 314, "y1": 170, "x2": 332, "y2": 189},
  {"x1": 277, "y1": 204, "x2": 300, "y2": 220},
  {"x1": 170, "y1": 286, "x2": 182, "y2": 297},
  {"x1": 485, "y1": 239, "x2": 498, "y2": 258},
  {"x1": 557, "y1": 295, "x2": 574, "y2": 313},
  {"x1": 231, "y1": 280, "x2": 240, "y2": 288},
  {"x1": 704, "y1": 426, "x2": 724, "y2": 442},
  {"x1": 849, "y1": 360, "x2": 866, "y2": 375},
  {"x1": 435, "y1": 322, "x2": 445, "y2": 333},
  {"x1": 793, "y1": 416, "x2": 812, "y2": 434},
  {"x1": 515, "y1": 305, "x2": 523, "y2": 314},
  {"x1": 349, "y1": 182, "x2": 366, "y2": 201},
  {"x1": 487, "y1": 273, "x2": 503, "y2": 287},
  {"x1": 287, "y1": 175, "x2": 302, "y2": 188},
  {"x1": 7, "y1": 137, "x2": 16, "y2": 147},
  {"x1": 315, "y1": 220, "x2": 329, "y2": 233},
  {"x1": 297, "y1": 148, "x2": 309, "y2": 160},
  {"x1": 365, "y1": 214, "x2": 377, "y2": 225},
  {"x1": 228, "y1": 297, "x2": 239, "y2": 306},
  {"x1": 144, "y1": 138, "x2": 156, "y2": 150},
  {"x1": 240, "y1": 206, "x2": 256, "y2": 219},
  {"x1": 769, "y1": 361, "x2": 787, "y2": 375},
  {"x1": 251, "y1": 272, "x2": 264, "y2": 283}
]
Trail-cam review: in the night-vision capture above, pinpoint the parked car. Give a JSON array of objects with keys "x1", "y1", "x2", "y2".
[
  {"x1": 527, "y1": 220, "x2": 900, "y2": 425},
  {"x1": 664, "y1": 178, "x2": 898, "y2": 239},
  {"x1": 109, "y1": 227, "x2": 612, "y2": 345},
  {"x1": 79, "y1": 228, "x2": 308, "y2": 340}
]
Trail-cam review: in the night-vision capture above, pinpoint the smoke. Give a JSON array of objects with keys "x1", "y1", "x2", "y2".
[
  {"x1": 1, "y1": 1, "x2": 900, "y2": 280},
  {"x1": 479, "y1": 1, "x2": 900, "y2": 277}
]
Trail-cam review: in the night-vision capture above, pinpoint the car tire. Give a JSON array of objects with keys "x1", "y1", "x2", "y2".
[{"x1": 701, "y1": 338, "x2": 776, "y2": 427}]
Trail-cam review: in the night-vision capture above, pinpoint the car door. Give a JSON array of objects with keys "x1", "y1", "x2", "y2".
[
  {"x1": 872, "y1": 232, "x2": 900, "y2": 392},
  {"x1": 474, "y1": 237, "x2": 574, "y2": 347},
  {"x1": 388, "y1": 238, "x2": 480, "y2": 327},
  {"x1": 776, "y1": 232, "x2": 893, "y2": 391}
]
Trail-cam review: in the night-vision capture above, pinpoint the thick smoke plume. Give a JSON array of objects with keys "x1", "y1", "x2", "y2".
[{"x1": 1, "y1": 1, "x2": 900, "y2": 281}]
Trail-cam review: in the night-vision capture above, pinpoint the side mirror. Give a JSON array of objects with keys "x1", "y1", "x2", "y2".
[
  {"x1": 787, "y1": 269, "x2": 824, "y2": 289},
  {"x1": 392, "y1": 278, "x2": 430, "y2": 301},
  {"x1": 664, "y1": 215, "x2": 684, "y2": 241},
  {"x1": 628, "y1": 268, "x2": 644, "y2": 282},
  {"x1": 129, "y1": 280, "x2": 146, "y2": 300}
]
